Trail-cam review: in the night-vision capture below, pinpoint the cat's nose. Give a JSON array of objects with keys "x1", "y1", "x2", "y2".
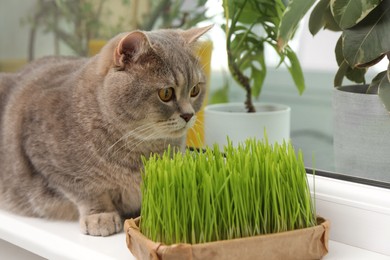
[{"x1": 180, "y1": 113, "x2": 194, "y2": 123}]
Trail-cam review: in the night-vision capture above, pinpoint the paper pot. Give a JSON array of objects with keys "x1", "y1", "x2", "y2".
[{"x1": 124, "y1": 217, "x2": 329, "y2": 260}]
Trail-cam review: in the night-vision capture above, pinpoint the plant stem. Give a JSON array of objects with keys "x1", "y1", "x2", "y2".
[
  {"x1": 227, "y1": 50, "x2": 255, "y2": 112},
  {"x1": 224, "y1": 0, "x2": 256, "y2": 112}
]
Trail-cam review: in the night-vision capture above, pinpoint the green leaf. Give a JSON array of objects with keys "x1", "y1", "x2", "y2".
[
  {"x1": 323, "y1": 4, "x2": 342, "y2": 31},
  {"x1": 308, "y1": 0, "x2": 330, "y2": 35},
  {"x1": 335, "y1": 35, "x2": 367, "y2": 84},
  {"x1": 334, "y1": 35, "x2": 344, "y2": 65},
  {"x1": 278, "y1": 0, "x2": 316, "y2": 50},
  {"x1": 358, "y1": 54, "x2": 386, "y2": 69},
  {"x1": 334, "y1": 59, "x2": 367, "y2": 86},
  {"x1": 309, "y1": 0, "x2": 341, "y2": 35},
  {"x1": 283, "y1": 47, "x2": 305, "y2": 94},
  {"x1": 343, "y1": 1, "x2": 390, "y2": 67},
  {"x1": 367, "y1": 70, "x2": 387, "y2": 94},
  {"x1": 378, "y1": 72, "x2": 390, "y2": 112},
  {"x1": 334, "y1": 60, "x2": 349, "y2": 86},
  {"x1": 245, "y1": 40, "x2": 266, "y2": 98},
  {"x1": 388, "y1": 57, "x2": 390, "y2": 82},
  {"x1": 237, "y1": 1, "x2": 262, "y2": 24},
  {"x1": 331, "y1": 0, "x2": 382, "y2": 29},
  {"x1": 346, "y1": 67, "x2": 367, "y2": 84}
]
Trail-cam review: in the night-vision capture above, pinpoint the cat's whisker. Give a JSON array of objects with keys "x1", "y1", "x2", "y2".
[
  {"x1": 194, "y1": 44, "x2": 210, "y2": 72},
  {"x1": 124, "y1": 124, "x2": 181, "y2": 156},
  {"x1": 105, "y1": 123, "x2": 158, "y2": 160},
  {"x1": 190, "y1": 117, "x2": 204, "y2": 130},
  {"x1": 104, "y1": 123, "x2": 156, "y2": 154},
  {"x1": 127, "y1": 133, "x2": 160, "y2": 154},
  {"x1": 186, "y1": 118, "x2": 205, "y2": 144},
  {"x1": 106, "y1": 119, "x2": 184, "y2": 159},
  {"x1": 195, "y1": 116, "x2": 204, "y2": 126},
  {"x1": 83, "y1": 121, "x2": 168, "y2": 167},
  {"x1": 75, "y1": 123, "x2": 158, "y2": 174},
  {"x1": 197, "y1": 55, "x2": 210, "y2": 72},
  {"x1": 201, "y1": 61, "x2": 210, "y2": 74}
]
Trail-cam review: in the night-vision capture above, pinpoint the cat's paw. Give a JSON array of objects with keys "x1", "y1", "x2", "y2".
[{"x1": 80, "y1": 212, "x2": 122, "y2": 236}]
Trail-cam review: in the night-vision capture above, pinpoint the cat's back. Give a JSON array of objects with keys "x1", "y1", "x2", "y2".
[
  {"x1": 20, "y1": 56, "x2": 85, "y2": 74},
  {"x1": 1, "y1": 56, "x2": 87, "y2": 97},
  {"x1": 17, "y1": 56, "x2": 86, "y2": 89},
  {"x1": 0, "y1": 56, "x2": 87, "y2": 152},
  {"x1": 0, "y1": 56, "x2": 86, "y2": 129}
]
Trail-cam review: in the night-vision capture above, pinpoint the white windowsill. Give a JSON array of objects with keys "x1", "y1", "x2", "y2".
[
  {"x1": 0, "y1": 175, "x2": 389, "y2": 259},
  {"x1": 308, "y1": 175, "x2": 390, "y2": 256}
]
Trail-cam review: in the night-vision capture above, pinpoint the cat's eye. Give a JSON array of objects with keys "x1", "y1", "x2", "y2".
[
  {"x1": 190, "y1": 84, "x2": 200, "y2": 97},
  {"x1": 158, "y1": 87, "x2": 174, "y2": 102}
]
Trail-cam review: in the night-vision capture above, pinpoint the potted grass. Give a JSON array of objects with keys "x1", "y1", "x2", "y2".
[
  {"x1": 204, "y1": 0, "x2": 306, "y2": 148},
  {"x1": 279, "y1": 0, "x2": 390, "y2": 180},
  {"x1": 125, "y1": 138, "x2": 330, "y2": 259}
]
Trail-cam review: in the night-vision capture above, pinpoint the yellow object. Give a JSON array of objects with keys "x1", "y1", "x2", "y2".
[
  {"x1": 186, "y1": 40, "x2": 213, "y2": 148},
  {"x1": 88, "y1": 39, "x2": 107, "y2": 56},
  {"x1": 0, "y1": 59, "x2": 26, "y2": 72}
]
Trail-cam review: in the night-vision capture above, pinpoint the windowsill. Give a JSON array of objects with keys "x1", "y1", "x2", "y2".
[
  {"x1": 307, "y1": 175, "x2": 390, "y2": 256},
  {"x1": 1, "y1": 237, "x2": 389, "y2": 260},
  {"x1": 0, "y1": 175, "x2": 389, "y2": 259},
  {"x1": 0, "y1": 209, "x2": 131, "y2": 260}
]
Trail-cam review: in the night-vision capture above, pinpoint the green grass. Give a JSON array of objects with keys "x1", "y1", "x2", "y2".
[{"x1": 140, "y1": 138, "x2": 316, "y2": 245}]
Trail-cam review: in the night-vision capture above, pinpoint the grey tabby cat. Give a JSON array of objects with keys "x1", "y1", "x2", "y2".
[{"x1": 0, "y1": 25, "x2": 211, "y2": 236}]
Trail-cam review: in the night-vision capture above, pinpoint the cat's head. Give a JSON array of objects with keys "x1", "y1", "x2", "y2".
[{"x1": 96, "y1": 25, "x2": 212, "y2": 140}]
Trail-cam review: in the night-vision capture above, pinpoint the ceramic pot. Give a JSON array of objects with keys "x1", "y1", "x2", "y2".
[
  {"x1": 204, "y1": 103, "x2": 291, "y2": 148},
  {"x1": 333, "y1": 85, "x2": 390, "y2": 181}
]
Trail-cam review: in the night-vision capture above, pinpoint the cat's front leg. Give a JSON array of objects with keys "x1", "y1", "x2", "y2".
[
  {"x1": 80, "y1": 211, "x2": 122, "y2": 236},
  {"x1": 77, "y1": 192, "x2": 122, "y2": 236}
]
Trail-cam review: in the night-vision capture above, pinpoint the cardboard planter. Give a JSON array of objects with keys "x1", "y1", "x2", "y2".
[{"x1": 125, "y1": 217, "x2": 330, "y2": 260}]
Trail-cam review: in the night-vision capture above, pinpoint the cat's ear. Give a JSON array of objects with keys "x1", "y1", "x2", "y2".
[
  {"x1": 181, "y1": 25, "x2": 213, "y2": 44},
  {"x1": 114, "y1": 31, "x2": 150, "y2": 67}
]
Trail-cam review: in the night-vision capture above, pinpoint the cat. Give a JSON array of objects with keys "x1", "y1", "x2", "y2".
[{"x1": 0, "y1": 25, "x2": 212, "y2": 236}]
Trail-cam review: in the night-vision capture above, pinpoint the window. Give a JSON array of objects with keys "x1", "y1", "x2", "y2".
[{"x1": 1, "y1": 0, "x2": 389, "y2": 255}]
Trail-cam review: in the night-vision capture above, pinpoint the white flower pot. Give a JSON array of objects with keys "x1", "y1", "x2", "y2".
[{"x1": 204, "y1": 103, "x2": 291, "y2": 148}]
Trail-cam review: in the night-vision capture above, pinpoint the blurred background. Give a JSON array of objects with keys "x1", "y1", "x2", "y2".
[{"x1": 0, "y1": 0, "x2": 387, "y2": 183}]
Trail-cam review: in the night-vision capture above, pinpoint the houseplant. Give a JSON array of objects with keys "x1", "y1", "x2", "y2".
[
  {"x1": 125, "y1": 138, "x2": 329, "y2": 259},
  {"x1": 204, "y1": 0, "x2": 306, "y2": 148},
  {"x1": 279, "y1": 0, "x2": 390, "y2": 180}
]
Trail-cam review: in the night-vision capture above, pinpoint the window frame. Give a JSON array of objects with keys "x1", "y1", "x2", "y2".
[{"x1": 308, "y1": 172, "x2": 390, "y2": 255}]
